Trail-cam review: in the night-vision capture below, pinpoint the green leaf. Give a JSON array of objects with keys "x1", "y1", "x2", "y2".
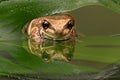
[
  {"x1": 97, "y1": 0, "x2": 120, "y2": 14},
  {"x1": 1, "y1": 0, "x2": 120, "y2": 40},
  {"x1": 0, "y1": 0, "x2": 99, "y2": 40}
]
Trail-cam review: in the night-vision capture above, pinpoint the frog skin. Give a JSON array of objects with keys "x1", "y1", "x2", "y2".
[{"x1": 23, "y1": 14, "x2": 76, "y2": 42}]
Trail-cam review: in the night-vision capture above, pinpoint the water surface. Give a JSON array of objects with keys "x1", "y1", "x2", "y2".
[{"x1": 0, "y1": 36, "x2": 120, "y2": 80}]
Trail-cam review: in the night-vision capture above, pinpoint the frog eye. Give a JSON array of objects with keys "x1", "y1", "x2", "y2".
[
  {"x1": 42, "y1": 20, "x2": 50, "y2": 29},
  {"x1": 67, "y1": 20, "x2": 74, "y2": 30}
]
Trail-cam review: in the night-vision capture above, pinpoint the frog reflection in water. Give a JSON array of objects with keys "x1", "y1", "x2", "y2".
[
  {"x1": 28, "y1": 39, "x2": 75, "y2": 62},
  {"x1": 23, "y1": 14, "x2": 76, "y2": 62}
]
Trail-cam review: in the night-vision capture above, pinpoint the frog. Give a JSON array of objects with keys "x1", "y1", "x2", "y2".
[{"x1": 23, "y1": 14, "x2": 76, "y2": 42}]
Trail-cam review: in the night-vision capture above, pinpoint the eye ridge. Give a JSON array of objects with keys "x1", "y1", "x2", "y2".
[
  {"x1": 42, "y1": 20, "x2": 50, "y2": 29},
  {"x1": 67, "y1": 20, "x2": 74, "y2": 30}
]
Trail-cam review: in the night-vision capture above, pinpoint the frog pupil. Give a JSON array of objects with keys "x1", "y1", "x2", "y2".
[
  {"x1": 42, "y1": 20, "x2": 49, "y2": 29},
  {"x1": 67, "y1": 20, "x2": 74, "y2": 30}
]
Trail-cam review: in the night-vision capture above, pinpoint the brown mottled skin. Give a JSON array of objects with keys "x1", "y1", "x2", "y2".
[{"x1": 23, "y1": 14, "x2": 76, "y2": 42}]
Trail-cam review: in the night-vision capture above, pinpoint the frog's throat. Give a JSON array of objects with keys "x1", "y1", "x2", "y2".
[{"x1": 41, "y1": 30, "x2": 71, "y2": 40}]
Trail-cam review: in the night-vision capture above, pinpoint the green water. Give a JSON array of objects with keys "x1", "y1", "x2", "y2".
[{"x1": 0, "y1": 36, "x2": 120, "y2": 80}]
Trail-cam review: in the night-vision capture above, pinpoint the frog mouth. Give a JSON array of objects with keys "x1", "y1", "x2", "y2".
[{"x1": 41, "y1": 30, "x2": 71, "y2": 41}]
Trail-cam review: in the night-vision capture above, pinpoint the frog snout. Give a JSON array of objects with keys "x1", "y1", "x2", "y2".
[{"x1": 55, "y1": 30, "x2": 63, "y2": 37}]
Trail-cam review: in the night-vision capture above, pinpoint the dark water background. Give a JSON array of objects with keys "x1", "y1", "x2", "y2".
[{"x1": 71, "y1": 5, "x2": 120, "y2": 36}]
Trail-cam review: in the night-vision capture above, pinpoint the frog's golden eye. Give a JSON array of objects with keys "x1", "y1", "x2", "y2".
[
  {"x1": 67, "y1": 20, "x2": 74, "y2": 30},
  {"x1": 42, "y1": 20, "x2": 50, "y2": 29}
]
